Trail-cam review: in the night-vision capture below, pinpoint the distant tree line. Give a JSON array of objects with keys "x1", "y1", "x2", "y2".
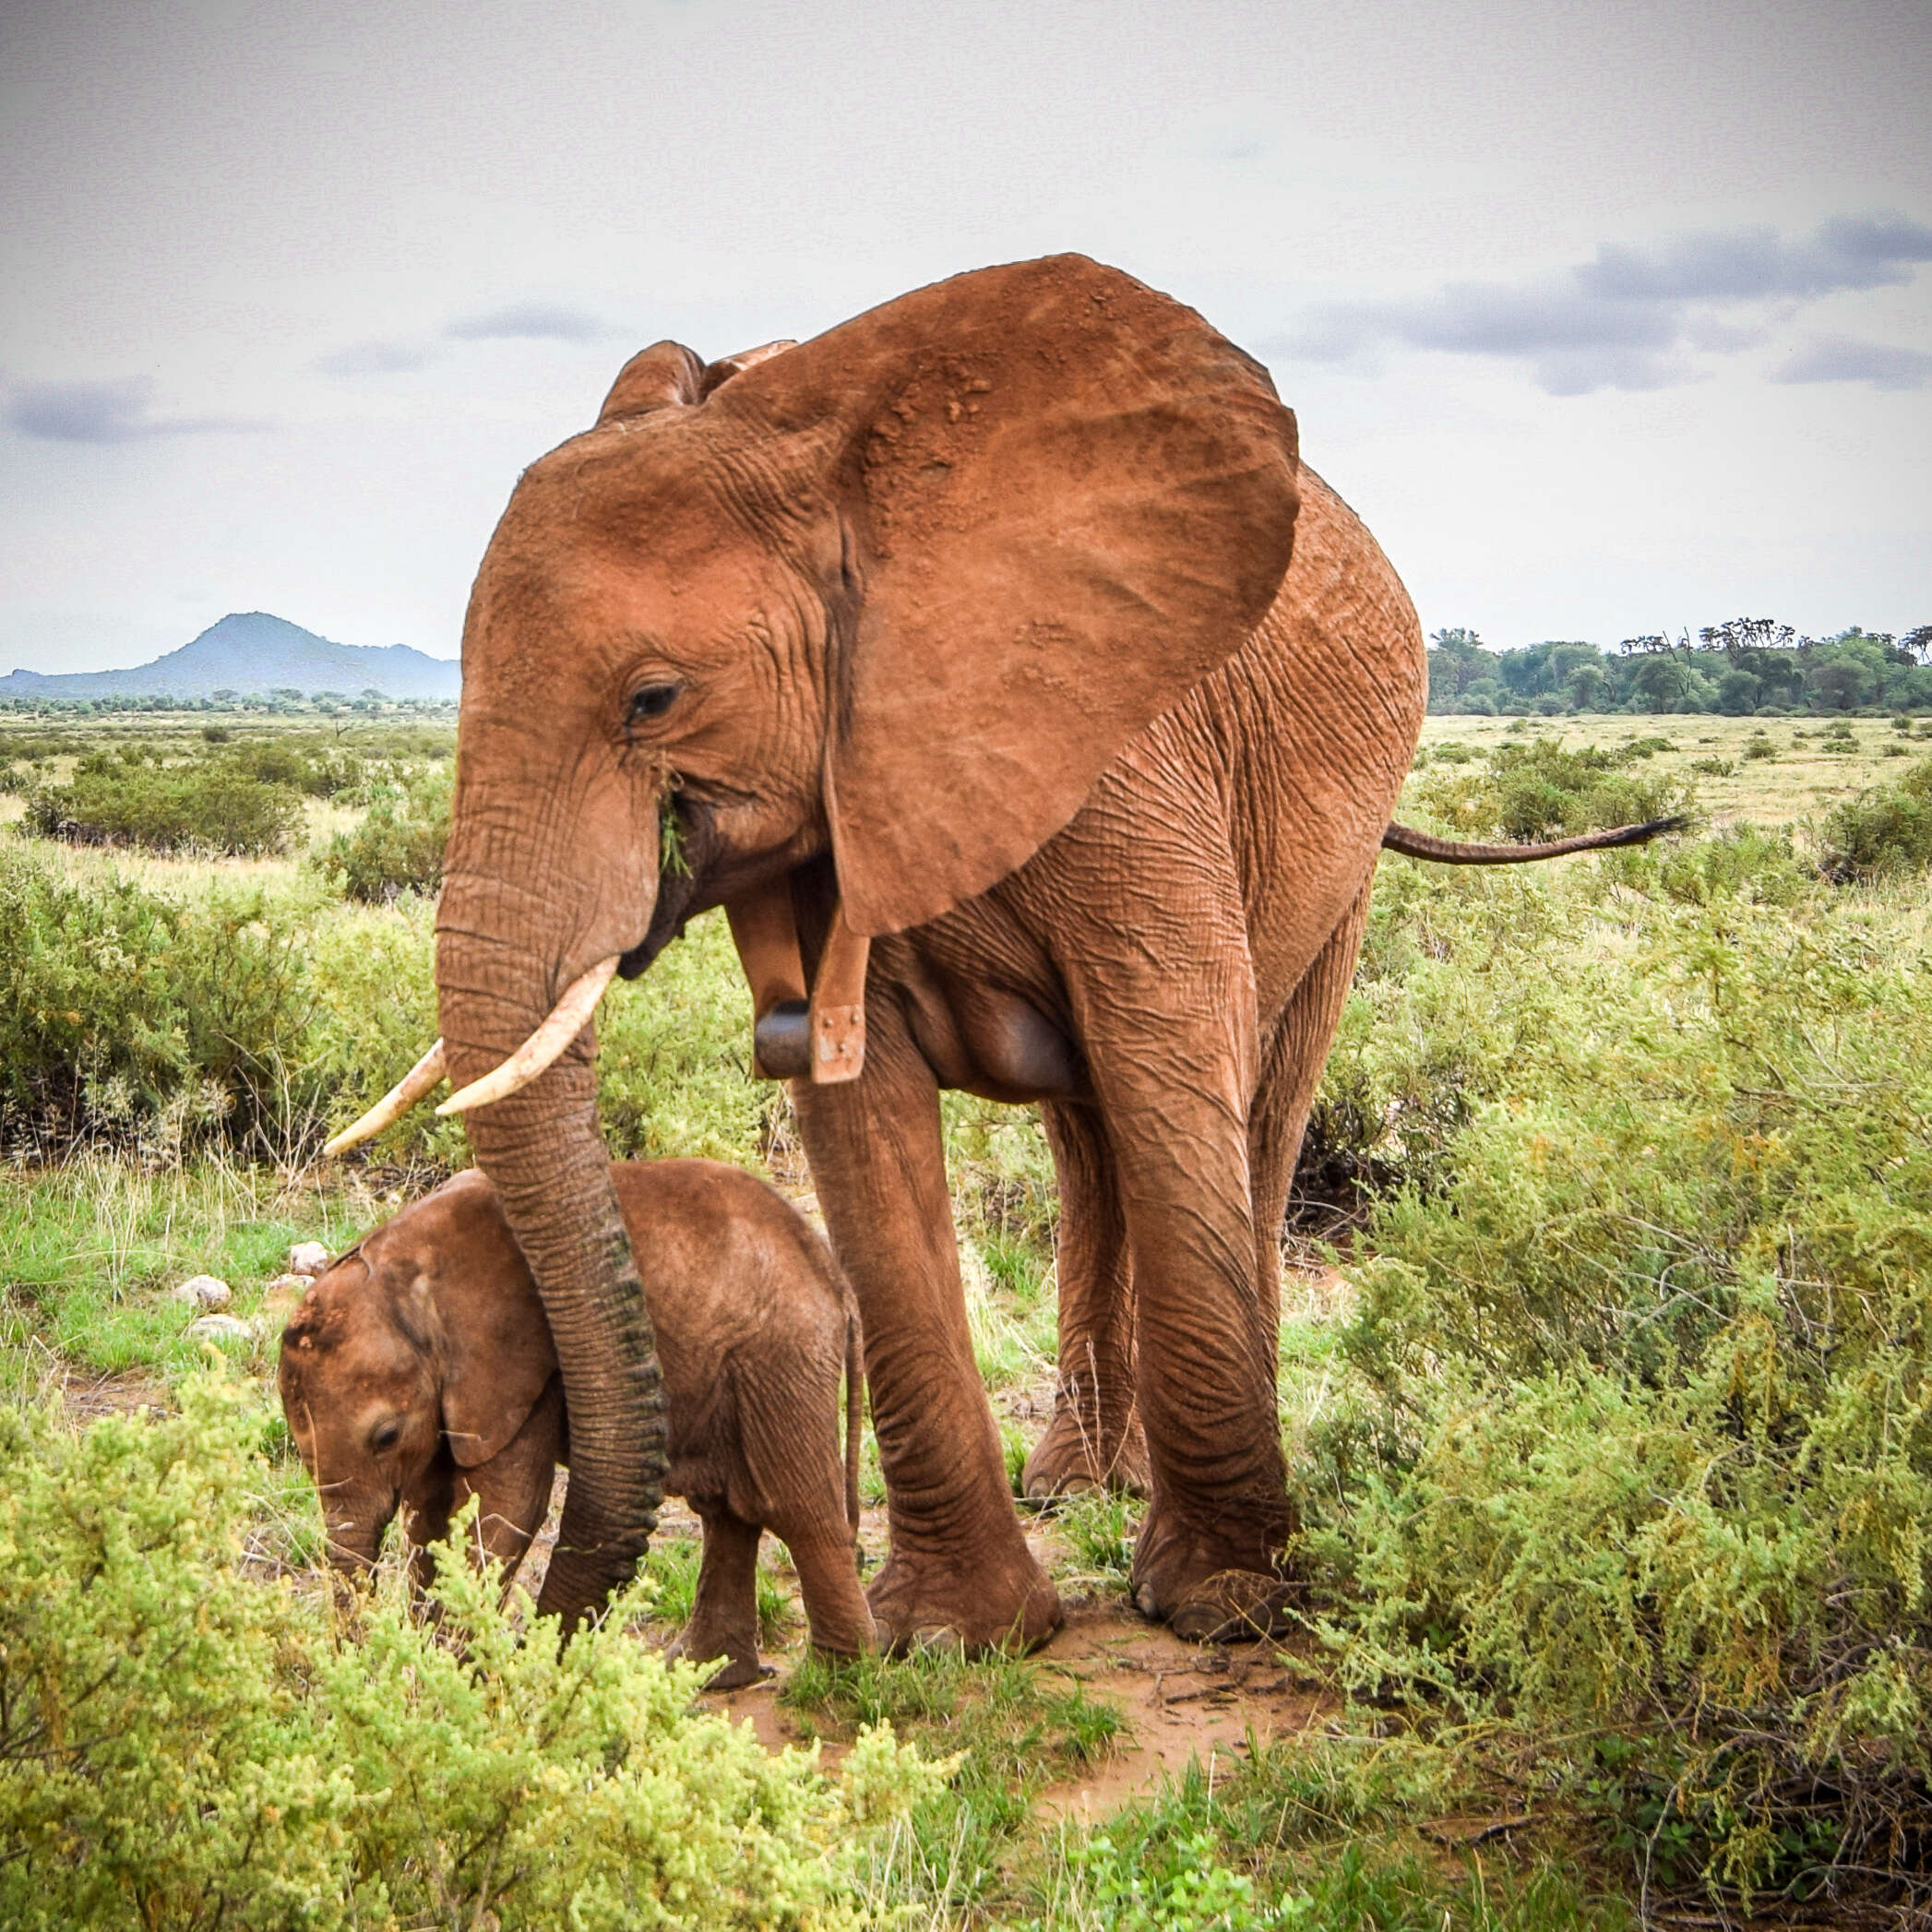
[{"x1": 1429, "y1": 619, "x2": 1932, "y2": 716}]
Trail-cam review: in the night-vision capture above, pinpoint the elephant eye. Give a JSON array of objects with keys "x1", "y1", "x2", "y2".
[
  {"x1": 369, "y1": 1420, "x2": 403, "y2": 1454},
  {"x1": 627, "y1": 682, "x2": 683, "y2": 726}
]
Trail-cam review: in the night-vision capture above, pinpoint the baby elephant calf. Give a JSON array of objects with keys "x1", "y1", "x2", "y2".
[{"x1": 278, "y1": 1160, "x2": 871, "y2": 1686}]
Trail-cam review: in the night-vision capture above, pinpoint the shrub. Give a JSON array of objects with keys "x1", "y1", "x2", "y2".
[
  {"x1": 229, "y1": 738, "x2": 365, "y2": 797},
  {"x1": 311, "y1": 765, "x2": 450, "y2": 901},
  {"x1": 0, "y1": 850, "x2": 325, "y2": 1157},
  {"x1": 0, "y1": 846, "x2": 781, "y2": 1171},
  {"x1": 1293, "y1": 876, "x2": 1932, "y2": 1916},
  {"x1": 1413, "y1": 736, "x2": 1693, "y2": 842},
  {"x1": 22, "y1": 755, "x2": 304, "y2": 856},
  {"x1": 0, "y1": 1379, "x2": 944, "y2": 1928},
  {"x1": 1595, "y1": 823, "x2": 1813, "y2": 908},
  {"x1": 1818, "y1": 754, "x2": 1932, "y2": 879}
]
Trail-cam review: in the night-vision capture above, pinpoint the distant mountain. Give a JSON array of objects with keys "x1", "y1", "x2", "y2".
[{"x1": 0, "y1": 613, "x2": 461, "y2": 700}]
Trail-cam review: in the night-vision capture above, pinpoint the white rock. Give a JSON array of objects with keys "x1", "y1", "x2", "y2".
[
  {"x1": 173, "y1": 1274, "x2": 232, "y2": 1310},
  {"x1": 185, "y1": 1313, "x2": 256, "y2": 1343},
  {"x1": 287, "y1": 1242, "x2": 331, "y2": 1277},
  {"x1": 263, "y1": 1272, "x2": 311, "y2": 1297}
]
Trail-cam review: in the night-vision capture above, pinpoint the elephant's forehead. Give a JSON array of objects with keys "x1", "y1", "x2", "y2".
[
  {"x1": 496, "y1": 422, "x2": 768, "y2": 578},
  {"x1": 479, "y1": 473, "x2": 775, "y2": 648}
]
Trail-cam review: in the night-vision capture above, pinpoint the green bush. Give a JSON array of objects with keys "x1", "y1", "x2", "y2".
[
  {"x1": 0, "y1": 845, "x2": 789, "y2": 1171},
  {"x1": 231, "y1": 737, "x2": 365, "y2": 797},
  {"x1": 1605, "y1": 823, "x2": 1813, "y2": 906},
  {"x1": 1818, "y1": 753, "x2": 1932, "y2": 879},
  {"x1": 1413, "y1": 737, "x2": 1693, "y2": 843},
  {"x1": 0, "y1": 850, "x2": 325, "y2": 1157},
  {"x1": 1291, "y1": 871, "x2": 1932, "y2": 1915},
  {"x1": 22, "y1": 754, "x2": 304, "y2": 856},
  {"x1": 311, "y1": 765, "x2": 450, "y2": 901},
  {"x1": 0, "y1": 1379, "x2": 944, "y2": 1929}
]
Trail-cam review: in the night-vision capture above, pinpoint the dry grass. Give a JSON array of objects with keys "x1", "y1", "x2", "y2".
[{"x1": 1417, "y1": 711, "x2": 1931, "y2": 829}]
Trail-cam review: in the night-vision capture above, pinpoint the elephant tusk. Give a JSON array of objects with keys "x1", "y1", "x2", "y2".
[
  {"x1": 323, "y1": 1039, "x2": 447, "y2": 1157},
  {"x1": 435, "y1": 956, "x2": 620, "y2": 1118}
]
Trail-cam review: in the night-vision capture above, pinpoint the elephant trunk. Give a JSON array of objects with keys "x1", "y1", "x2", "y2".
[
  {"x1": 322, "y1": 1495, "x2": 390, "y2": 1578},
  {"x1": 435, "y1": 902, "x2": 669, "y2": 1630}
]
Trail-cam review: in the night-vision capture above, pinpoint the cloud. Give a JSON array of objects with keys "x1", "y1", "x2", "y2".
[
  {"x1": 1579, "y1": 214, "x2": 1932, "y2": 303},
  {"x1": 1771, "y1": 334, "x2": 1932, "y2": 391},
  {"x1": 5, "y1": 376, "x2": 264, "y2": 442},
  {"x1": 313, "y1": 338, "x2": 446, "y2": 376},
  {"x1": 1276, "y1": 212, "x2": 1932, "y2": 396},
  {"x1": 445, "y1": 302, "x2": 613, "y2": 343}
]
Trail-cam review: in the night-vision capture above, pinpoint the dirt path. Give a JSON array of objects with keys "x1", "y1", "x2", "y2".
[{"x1": 1030, "y1": 1602, "x2": 1331, "y2": 1816}]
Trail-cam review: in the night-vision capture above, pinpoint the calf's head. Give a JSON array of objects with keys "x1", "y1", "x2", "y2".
[{"x1": 277, "y1": 1173, "x2": 558, "y2": 1580}]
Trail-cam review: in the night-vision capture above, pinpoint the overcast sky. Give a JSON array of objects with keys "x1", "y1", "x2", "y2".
[{"x1": 2, "y1": 0, "x2": 1927, "y2": 674}]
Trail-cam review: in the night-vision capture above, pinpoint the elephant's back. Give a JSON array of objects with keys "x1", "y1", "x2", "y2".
[
  {"x1": 1239, "y1": 464, "x2": 1426, "y2": 774},
  {"x1": 1170, "y1": 461, "x2": 1425, "y2": 1007},
  {"x1": 610, "y1": 1159, "x2": 851, "y2": 1376}
]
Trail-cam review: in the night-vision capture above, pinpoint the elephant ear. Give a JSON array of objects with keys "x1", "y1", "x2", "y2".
[
  {"x1": 414, "y1": 1178, "x2": 560, "y2": 1469},
  {"x1": 716, "y1": 254, "x2": 1301, "y2": 936},
  {"x1": 597, "y1": 342, "x2": 706, "y2": 424}
]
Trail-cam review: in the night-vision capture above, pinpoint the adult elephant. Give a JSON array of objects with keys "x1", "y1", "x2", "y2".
[{"x1": 354, "y1": 256, "x2": 1640, "y2": 1646}]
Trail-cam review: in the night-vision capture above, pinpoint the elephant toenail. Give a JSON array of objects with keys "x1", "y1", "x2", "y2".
[
  {"x1": 1133, "y1": 1584, "x2": 1162, "y2": 1621},
  {"x1": 908, "y1": 1624, "x2": 964, "y2": 1657},
  {"x1": 1169, "y1": 1604, "x2": 1224, "y2": 1644}
]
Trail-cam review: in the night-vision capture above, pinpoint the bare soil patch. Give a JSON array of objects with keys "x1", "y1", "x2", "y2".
[{"x1": 53, "y1": 1362, "x2": 169, "y2": 1424}]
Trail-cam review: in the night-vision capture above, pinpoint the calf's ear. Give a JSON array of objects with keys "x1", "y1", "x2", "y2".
[{"x1": 418, "y1": 1208, "x2": 561, "y2": 1470}]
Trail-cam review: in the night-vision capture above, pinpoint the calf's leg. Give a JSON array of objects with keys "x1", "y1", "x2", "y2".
[{"x1": 669, "y1": 1509, "x2": 764, "y2": 1689}]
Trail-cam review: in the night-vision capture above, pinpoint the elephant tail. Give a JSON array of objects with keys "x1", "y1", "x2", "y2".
[
  {"x1": 843, "y1": 1308, "x2": 864, "y2": 1538},
  {"x1": 1381, "y1": 815, "x2": 1687, "y2": 865}
]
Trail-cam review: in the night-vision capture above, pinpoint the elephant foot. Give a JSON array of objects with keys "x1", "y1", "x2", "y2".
[
  {"x1": 698, "y1": 1652, "x2": 770, "y2": 1691},
  {"x1": 1129, "y1": 1503, "x2": 1293, "y2": 1643},
  {"x1": 665, "y1": 1628, "x2": 763, "y2": 1689},
  {"x1": 865, "y1": 1543, "x2": 1063, "y2": 1655},
  {"x1": 1020, "y1": 1401, "x2": 1151, "y2": 1501}
]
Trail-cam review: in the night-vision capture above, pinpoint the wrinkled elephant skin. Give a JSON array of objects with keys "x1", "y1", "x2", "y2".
[
  {"x1": 277, "y1": 1162, "x2": 872, "y2": 1681},
  {"x1": 434, "y1": 253, "x2": 1425, "y2": 1645}
]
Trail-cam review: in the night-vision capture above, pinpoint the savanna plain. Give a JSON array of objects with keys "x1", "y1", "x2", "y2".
[{"x1": 3, "y1": 702, "x2": 1930, "y2": 1928}]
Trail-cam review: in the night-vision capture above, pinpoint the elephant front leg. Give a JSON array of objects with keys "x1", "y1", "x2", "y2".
[
  {"x1": 669, "y1": 1509, "x2": 765, "y2": 1689},
  {"x1": 446, "y1": 1378, "x2": 566, "y2": 1593},
  {"x1": 793, "y1": 1007, "x2": 1062, "y2": 1653},
  {"x1": 1022, "y1": 1099, "x2": 1148, "y2": 1499}
]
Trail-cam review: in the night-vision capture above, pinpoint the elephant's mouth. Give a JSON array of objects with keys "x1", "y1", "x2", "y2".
[{"x1": 621, "y1": 794, "x2": 721, "y2": 979}]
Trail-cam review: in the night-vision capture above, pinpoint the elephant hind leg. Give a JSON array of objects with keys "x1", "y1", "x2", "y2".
[
  {"x1": 1251, "y1": 884, "x2": 1373, "y2": 1301},
  {"x1": 1133, "y1": 884, "x2": 1375, "y2": 1648},
  {"x1": 771, "y1": 1514, "x2": 877, "y2": 1661},
  {"x1": 1022, "y1": 1099, "x2": 1148, "y2": 1500},
  {"x1": 669, "y1": 1508, "x2": 764, "y2": 1690},
  {"x1": 1102, "y1": 886, "x2": 1371, "y2": 1643}
]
